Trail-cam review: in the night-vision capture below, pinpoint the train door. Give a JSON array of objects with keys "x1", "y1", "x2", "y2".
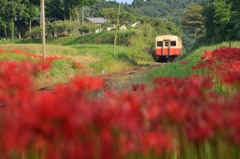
[{"x1": 162, "y1": 40, "x2": 170, "y2": 56}]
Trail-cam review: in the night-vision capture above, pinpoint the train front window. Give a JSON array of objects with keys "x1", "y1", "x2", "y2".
[
  {"x1": 171, "y1": 41, "x2": 176, "y2": 46},
  {"x1": 157, "y1": 41, "x2": 163, "y2": 47},
  {"x1": 165, "y1": 41, "x2": 169, "y2": 47}
]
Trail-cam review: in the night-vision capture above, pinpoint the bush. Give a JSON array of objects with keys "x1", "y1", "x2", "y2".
[
  {"x1": 48, "y1": 20, "x2": 81, "y2": 37},
  {"x1": 25, "y1": 26, "x2": 42, "y2": 38},
  {"x1": 79, "y1": 23, "x2": 98, "y2": 34}
]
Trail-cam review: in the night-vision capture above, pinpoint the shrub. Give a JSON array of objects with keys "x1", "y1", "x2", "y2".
[{"x1": 25, "y1": 26, "x2": 42, "y2": 38}]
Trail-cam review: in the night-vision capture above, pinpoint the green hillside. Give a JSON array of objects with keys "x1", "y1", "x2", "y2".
[
  {"x1": 125, "y1": 0, "x2": 207, "y2": 21},
  {"x1": 15, "y1": 30, "x2": 139, "y2": 46}
]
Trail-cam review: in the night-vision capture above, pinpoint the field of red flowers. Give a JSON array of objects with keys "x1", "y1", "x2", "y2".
[{"x1": 0, "y1": 47, "x2": 240, "y2": 159}]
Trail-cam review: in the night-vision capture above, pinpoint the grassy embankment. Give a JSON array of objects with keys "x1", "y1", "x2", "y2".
[
  {"x1": 0, "y1": 29, "x2": 154, "y2": 87},
  {"x1": 108, "y1": 41, "x2": 240, "y2": 90}
]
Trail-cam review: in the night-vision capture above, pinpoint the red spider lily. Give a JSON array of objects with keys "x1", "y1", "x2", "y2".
[
  {"x1": 222, "y1": 71, "x2": 240, "y2": 84},
  {"x1": 1, "y1": 59, "x2": 240, "y2": 159},
  {"x1": 72, "y1": 61, "x2": 82, "y2": 69},
  {"x1": 11, "y1": 48, "x2": 65, "y2": 60},
  {"x1": 37, "y1": 60, "x2": 52, "y2": 71},
  {"x1": 201, "y1": 50, "x2": 213, "y2": 60},
  {"x1": 0, "y1": 48, "x2": 9, "y2": 54},
  {"x1": 193, "y1": 47, "x2": 240, "y2": 86},
  {"x1": 140, "y1": 130, "x2": 172, "y2": 156},
  {"x1": 71, "y1": 76, "x2": 104, "y2": 92}
]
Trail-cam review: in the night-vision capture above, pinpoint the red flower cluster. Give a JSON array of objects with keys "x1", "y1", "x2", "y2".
[
  {"x1": 0, "y1": 48, "x2": 9, "y2": 54},
  {"x1": 11, "y1": 49, "x2": 65, "y2": 60},
  {"x1": 72, "y1": 61, "x2": 82, "y2": 69},
  {"x1": 0, "y1": 48, "x2": 64, "y2": 60},
  {"x1": 193, "y1": 47, "x2": 240, "y2": 85},
  {"x1": 201, "y1": 50, "x2": 213, "y2": 60},
  {"x1": 0, "y1": 59, "x2": 240, "y2": 158}
]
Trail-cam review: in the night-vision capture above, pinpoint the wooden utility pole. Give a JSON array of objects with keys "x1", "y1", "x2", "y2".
[
  {"x1": 113, "y1": 4, "x2": 120, "y2": 54},
  {"x1": 41, "y1": 0, "x2": 46, "y2": 60}
]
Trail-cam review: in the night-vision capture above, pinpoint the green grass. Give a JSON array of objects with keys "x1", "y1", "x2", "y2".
[
  {"x1": 146, "y1": 41, "x2": 240, "y2": 78},
  {"x1": 185, "y1": 41, "x2": 240, "y2": 63},
  {"x1": 107, "y1": 41, "x2": 240, "y2": 91},
  {"x1": 0, "y1": 30, "x2": 155, "y2": 87},
  {"x1": 12, "y1": 29, "x2": 140, "y2": 46},
  {"x1": 36, "y1": 59, "x2": 83, "y2": 87},
  {"x1": 0, "y1": 50, "x2": 83, "y2": 87},
  {"x1": 0, "y1": 44, "x2": 77, "y2": 56}
]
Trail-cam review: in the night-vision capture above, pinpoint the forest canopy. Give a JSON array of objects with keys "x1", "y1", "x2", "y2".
[{"x1": 0, "y1": 0, "x2": 239, "y2": 44}]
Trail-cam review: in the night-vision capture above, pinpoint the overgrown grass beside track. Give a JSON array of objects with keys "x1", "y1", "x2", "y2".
[
  {"x1": 108, "y1": 41, "x2": 240, "y2": 90},
  {"x1": 0, "y1": 30, "x2": 154, "y2": 87},
  {"x1": 146, "y1": 41, "x2": 240, "y2": 78}
]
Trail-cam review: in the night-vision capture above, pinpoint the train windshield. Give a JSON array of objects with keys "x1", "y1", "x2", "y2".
[
  {"x1": 157, "y1": 40, "x2": 177, "y2": 47},
  {"x1": 171, "y1": 41, "x2": 176, "y2": 46},
  {"x1": 157, "y1": 41, "x2": 163, "y2": 47}
]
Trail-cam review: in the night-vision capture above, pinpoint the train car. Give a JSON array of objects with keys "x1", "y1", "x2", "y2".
[{"x1": 153, "y1": 35, "x2": 182, "y2": 62}]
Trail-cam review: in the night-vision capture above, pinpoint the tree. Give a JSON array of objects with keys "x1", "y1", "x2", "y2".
[
  {"x1": 0, "y1": 17, "x2": 8, "y2": 39},
  {"x1": 182, "y1": 4, "x2": 205, "y2": 49},
  {"x1": 100, "y1": 7, "x2": 136, "y2": 26},
  {"x1": 204, "y1": 0, "x2": 235, "y2": 42},
  {"x1": 22, "y1": 3, "x2": 40, "y2": 33},
  {"x1": 132, "y1": 0, "x2": 145, "y2": 7},
  {"x1": 213, "y1": 0, "x2": 232, "y2": 35},
  {"x1": 63, "y1": 0, "x2": 96, "y2": 21},
  {"x1": 100, "y1": 8, "x2": 116, "y2": 23},
  {"x1": 231, "y1": 0, "x2": 240, "y2": 40},
  {"x1": 182, "y1": 4, "x2": 205, "y2": 37},
  {"x1": 119, "y1": 11, "x2": 136, "y2": 25},
  {"x1": 0, "y1": 0, "x2": 28, "y2": 40},
  {"x1": 45, "y1": 0, "x2": 96, "y2": 21}
]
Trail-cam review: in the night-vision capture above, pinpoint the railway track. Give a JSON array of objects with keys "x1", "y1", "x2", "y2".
[
  {"x1": 0, "y1": 63, "x2": 165, "y2": 107},
  {"x1": 38, "y1": 62, "x2": 166, "y2": 92}
]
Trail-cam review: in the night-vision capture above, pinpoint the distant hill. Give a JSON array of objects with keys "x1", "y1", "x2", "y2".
[
  {"x1": 127, "y1": 0, "x2": 208, "y2": 21},
  {"x1": 88, "y1": 0, "x2": 207, "y2": 22}
]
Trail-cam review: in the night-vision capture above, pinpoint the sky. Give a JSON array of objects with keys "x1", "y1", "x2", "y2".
[{"x1": 115, "y1": 0, "x2": 133, "y2": 4}]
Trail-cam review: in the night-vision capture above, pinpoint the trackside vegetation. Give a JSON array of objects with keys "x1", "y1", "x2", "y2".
[{"x1": 107, "y1": 41, "x2": 240, "y2": 90}]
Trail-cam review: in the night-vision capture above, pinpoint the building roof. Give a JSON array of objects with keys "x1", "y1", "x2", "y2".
[{"x1": 86, "y1": 18, "x2": 108, "y2": 24}]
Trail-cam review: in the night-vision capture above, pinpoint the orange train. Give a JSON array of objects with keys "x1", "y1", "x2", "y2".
[{"x1": 153, "y1": 35, "x2": 182, "y2": 61}]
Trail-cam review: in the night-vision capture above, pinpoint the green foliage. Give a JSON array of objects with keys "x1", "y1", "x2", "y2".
[
  {"x1": 22, "y1": 3, "x2": 39, "y2": 23},
  {"x1": 137, "y1": 17, "x2": 182, "y2": 52},
  {"x1": 100, "y1": 7, "x2": 136, "y2": 25},
  {"x1": 45, "y1": 0, "x2": 97, "y2": 20},
  {"x1": 129, "y1": 0, "x2": 208, "y2": 22},
  {"x1": 204, "y1": 0, "x2": 240, "y2": 42},
  {"x1": 47, "y1": 20, "x2": 80, "y2": 37},
  {"x1": 119, "y1": 11, "x2": 136, "y2": 25},
  {"x1": 25, "y1": 26, "x2": 41, "y2": 38},
  {"x1": 79, "y1": 23, "x2": 98, "y2": 34},
  {"x1": 0, "y1": 17, "x2": 7, "y2": 36},
  {"x1": 182, "y1": 4, "x2": 205, "y2": 36},
  {"x1": 100, "y1": 8, "x2": 116, "y2": 21},
  {"x1": 132, "y1": 0, "x2": 145, "y2": 7},
  {"x1": 0, "y1": 0, "x2": 30, "y2": 40},
  {"x1": 37, "y1": 30, "x2": 137, "y2": 45},
  {"x1": 182, "y1": 4, "x2": 205, "y2": 51}
]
